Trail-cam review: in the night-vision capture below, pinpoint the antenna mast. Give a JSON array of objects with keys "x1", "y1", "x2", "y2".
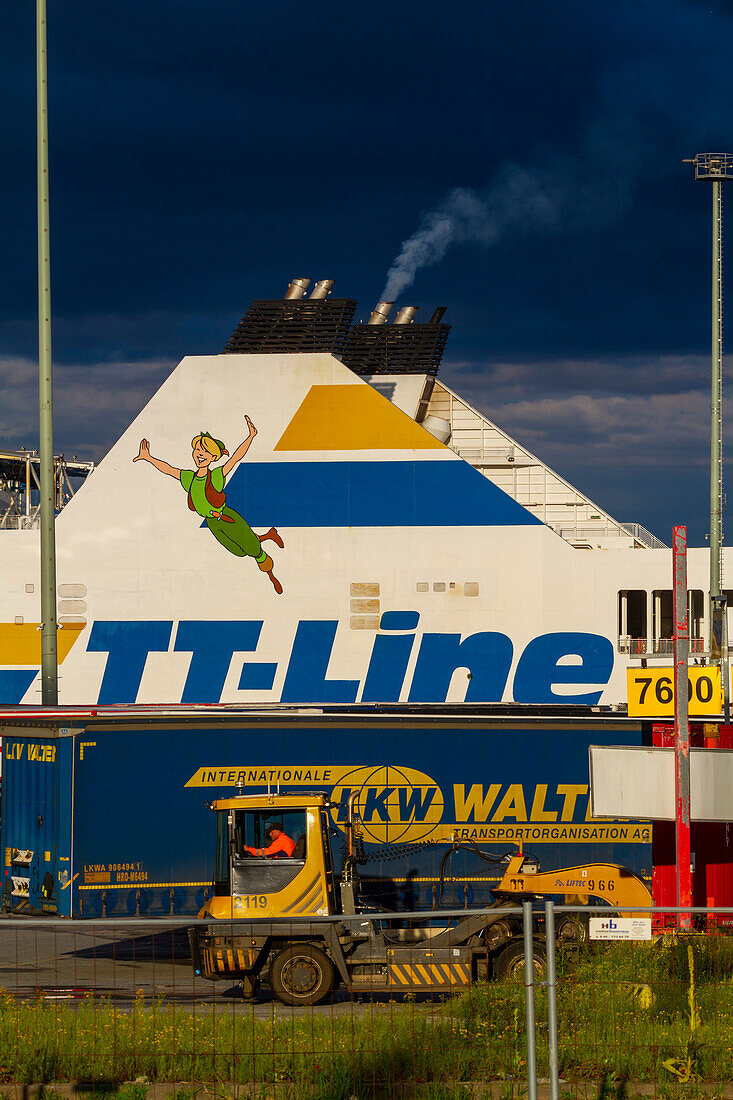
[{"x1": 684, "y1": 154, "x2": 733, "y2": 709}]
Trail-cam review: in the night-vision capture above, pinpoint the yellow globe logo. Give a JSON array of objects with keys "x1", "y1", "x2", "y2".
[{"x1": 330, "y1": 765, "x2": 443, "y2": 844}]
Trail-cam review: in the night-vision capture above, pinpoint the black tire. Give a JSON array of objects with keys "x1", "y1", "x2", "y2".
[
  {"x1": 270, "y1": 943, "x2": 335, "y2": 1006},
  {"x1": 557, "y1": 915, "x2": 589, "y2": 946},
  {"x1": 494, "y1": 939, "x2": 546, "y2": 981}
]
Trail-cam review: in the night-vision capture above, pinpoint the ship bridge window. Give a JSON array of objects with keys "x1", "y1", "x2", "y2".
[
  {"x1": 652, "y1": 590, "x2": 673, "y2": 653},
  {"x1": 618, "y1": 590, "x2": 647, "y2": 654},
  {"x1": 723, "y1": 591, "x2": 733, "y2": 639},
  {"x1": 689, "y1": 590, "x2": 704, "y2": 653},
  {"x1": 650, "y1": 590, "x2": 706, "y2": 653}
]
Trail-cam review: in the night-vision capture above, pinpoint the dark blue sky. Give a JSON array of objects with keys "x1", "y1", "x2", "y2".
[{"x1": 2, "y1": 0, "x2": 733, "y2": 544}]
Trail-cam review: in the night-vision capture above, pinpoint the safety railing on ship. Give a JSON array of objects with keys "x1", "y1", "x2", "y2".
[{"x1": 618, "y1": 635, "x2": 706, "y2": 655}]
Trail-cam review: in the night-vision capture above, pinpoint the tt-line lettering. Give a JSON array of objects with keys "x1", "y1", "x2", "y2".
[{"x1": 85, "y1": 620, "x2": 615, "y2": 705}]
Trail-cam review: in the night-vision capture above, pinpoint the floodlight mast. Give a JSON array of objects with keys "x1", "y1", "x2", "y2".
[
  {"x1": 684, "y1": 154, "x2": 733, "y2": 707},
  {"x1": 36, "y1": 0, "x2": 58, "y2": 705}
]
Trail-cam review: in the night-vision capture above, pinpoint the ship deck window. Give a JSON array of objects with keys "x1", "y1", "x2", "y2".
[
  {"x1": 652, "y1": 590, "x2": 673, "y2": 653},
  {"x1": 618, "y1": 590, "x2": 647, "y2": 653},
  {"x1": 689, "y1": 590, "x2": 704, "y2": 652},
  {"x1": 723, "y1": 591, "x2": 733, "y2": 631}
]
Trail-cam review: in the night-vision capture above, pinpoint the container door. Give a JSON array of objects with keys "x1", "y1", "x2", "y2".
[{"x1": 1, "y1": 735, "x2": 61, "y2": 913}]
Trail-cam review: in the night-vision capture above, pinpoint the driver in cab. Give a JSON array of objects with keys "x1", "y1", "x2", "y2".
[{"x1": 244, "y1": 823, "x2": 295, "y2": 858}]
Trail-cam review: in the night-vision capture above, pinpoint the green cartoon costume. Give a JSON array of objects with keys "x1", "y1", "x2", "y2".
[
  {"x1": 179, "y1": 466, "x2": 267, "y2": 561},
  {"x1": 134, "y1": 423, "x2": 283, "y2": 594}
]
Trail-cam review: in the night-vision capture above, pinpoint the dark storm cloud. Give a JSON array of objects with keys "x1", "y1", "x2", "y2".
[
  {"x1": 0, "y1": 356, "x2": 173, "y2": 459},
  {"x1": 2, "y1": 0, "x2": 733, "y2": 541},
  {"x1": 382, "y1": 0, "x2": 733, "y2": 305}
]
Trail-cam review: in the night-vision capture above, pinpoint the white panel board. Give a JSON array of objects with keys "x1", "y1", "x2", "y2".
[
  {"x1": 590, "y1": 917, "x2": 652, "y2": 941},
  {"x1": 589, "y1": 746, "x2": 733, "y2": 822}
]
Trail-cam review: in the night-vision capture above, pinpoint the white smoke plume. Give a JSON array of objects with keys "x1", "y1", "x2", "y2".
[
  {"x1": 381, "y1": 0, "x2": 733, "y2": 302},
  {"x1": 382, "y1": 117, "x2": 644, "y2": 302}
]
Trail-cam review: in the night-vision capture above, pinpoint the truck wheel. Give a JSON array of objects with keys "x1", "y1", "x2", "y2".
[
  {"x1": 557, "y1": 915, "x2": 588, "y2": 945},
  {"x1": 270, "y1": 944, "x2": 335, "y2": 1006},
  {"x1": 494, "y1": 940, "x2": 546, "y2": 981}
]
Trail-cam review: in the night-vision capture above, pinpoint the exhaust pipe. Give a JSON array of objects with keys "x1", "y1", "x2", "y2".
[
  {"x1": 309, "y1": 279, "x2": 334, "y2": 299},
  {"x1": 367, "y1": 301, "x2": 393, "y2": 325},
  {"x1": 284, "y1": 278, "x2": 310, "y2": 300},
  {"x1": 393, "y1": 305, "x2": 418, "y2": 325}
]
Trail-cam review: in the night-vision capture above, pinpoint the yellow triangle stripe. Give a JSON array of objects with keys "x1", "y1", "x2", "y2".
[
  {"x1": 274, "y1": 385, "x2": 443, "y2": 451},
  {"x1": 0, "y1": 623, "x2": 84, "y2": 665}
]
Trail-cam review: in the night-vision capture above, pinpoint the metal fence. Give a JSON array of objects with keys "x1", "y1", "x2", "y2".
[{"x1": 1, "y1": 906, "x2": 733, "y2": 1098}]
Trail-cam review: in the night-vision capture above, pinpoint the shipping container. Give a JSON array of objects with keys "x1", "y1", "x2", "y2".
[{"x1": 1, "y1": 705, "x2": 654, "y2": 918}]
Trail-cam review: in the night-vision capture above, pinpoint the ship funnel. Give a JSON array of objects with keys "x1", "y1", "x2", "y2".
[
  {"x1": 284, "y1": 278, "x2": 310, "y2": 300},
  {"x1": 309, "y1": 279, "x2": 334, "y2": 299},
  {"x1": 393, "y1": 305, "x2": 418, "y2": 325},
  {"x1": 367, "y1": 301, "x2": 393, "y2": 325}
]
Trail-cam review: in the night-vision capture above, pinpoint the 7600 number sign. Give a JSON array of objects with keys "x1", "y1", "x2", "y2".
[{"x1": 626, "y1": 666, "x2": 722, "y2": 717}]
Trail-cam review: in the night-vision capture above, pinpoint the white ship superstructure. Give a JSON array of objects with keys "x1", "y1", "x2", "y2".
[{"x1": 0, "y1": 281, "x2": 721, "y2": 707}]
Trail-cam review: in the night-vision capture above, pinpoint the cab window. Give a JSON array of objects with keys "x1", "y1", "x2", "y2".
[
  {"x1": 229, "y1": 809, "x2": 308, "y2": 899},
  {"x1": 232, "y1": 810, "x2": 306, "y2": 859}
]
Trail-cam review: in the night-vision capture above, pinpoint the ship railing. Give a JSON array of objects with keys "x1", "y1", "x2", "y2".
[
  {"x1": 0, "y1": 511, "x2": 41, "y2": 530},
  {"x1": 554, "y1": 524, "x2": 638, "y2": 544},
  {"x1": 619, "y1": 636, "x2": 706, "y2": 655},
  {"x1": 653, "y1": 637, "x2": 706, "y2": 655},
  {"x1": 618, "y1": 635, "x2": 648, "y2": 654},
  {"x1": 619, "y1": 522, "x2": 668, "y2": 549}
]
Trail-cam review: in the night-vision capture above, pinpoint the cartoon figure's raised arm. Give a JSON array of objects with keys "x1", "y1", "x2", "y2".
[
  {"x1": 221, "y1": 415, "x2": 258, "y2": 478},
  {"x1": 133, "y1": 438, "x2": 181, "y2": 480}
]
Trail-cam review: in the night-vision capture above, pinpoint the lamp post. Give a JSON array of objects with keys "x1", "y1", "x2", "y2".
[
  {"x1": 684, "y1": 154, "x2": 733, "y2": 711},
  {"x1": 37, "y1": 0, "x2": 58, "y2": 705}
]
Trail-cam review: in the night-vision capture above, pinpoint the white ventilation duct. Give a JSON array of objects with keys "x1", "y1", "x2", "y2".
[
  {"x1": 284, "y1": 278, "x2": 310, "y2": 300},
  {"x1": 367, "y1": 301, "x2": 393, "y2": 325},
  {"x1": 421, "y1": 415, "x2": 451, "y2": 444},
  {"x1": 310, "y1": 280, "x2": 334, "y2": 299}
]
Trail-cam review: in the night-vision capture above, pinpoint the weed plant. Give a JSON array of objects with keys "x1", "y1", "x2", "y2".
[{"x1": 1, "y1": 935, "x2": 733, "y2": 1093}]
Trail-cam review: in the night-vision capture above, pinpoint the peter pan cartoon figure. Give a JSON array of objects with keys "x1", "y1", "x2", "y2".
[{"x1": 134, "y1": 415, "x2": 284, "y2": 594}]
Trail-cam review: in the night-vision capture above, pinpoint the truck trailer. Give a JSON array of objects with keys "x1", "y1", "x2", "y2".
[{"x1": 1, "y1": 705, "x2": 658, "y2": 918}]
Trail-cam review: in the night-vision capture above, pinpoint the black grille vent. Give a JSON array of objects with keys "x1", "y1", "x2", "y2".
[
  {"x1": 342, "y1": 322, "x2": 450, "y2": 376},
  {"x1": 224, "y1": 298, "x2": 357, "y2": 355}
]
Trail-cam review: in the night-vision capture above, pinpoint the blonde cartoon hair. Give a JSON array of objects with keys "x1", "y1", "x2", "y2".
[{"x1": 191, "y1": 431, "x2": 228, "y2": 460}]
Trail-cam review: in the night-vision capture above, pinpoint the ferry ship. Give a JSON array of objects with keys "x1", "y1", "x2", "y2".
[{"x1": 0, "y1": 279, "x2": 721, "y2": 709}]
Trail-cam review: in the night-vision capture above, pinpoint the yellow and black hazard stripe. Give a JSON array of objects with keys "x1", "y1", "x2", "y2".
[
  {"x1": 388, "y1": 960, "x2": 471, "y2": 988},
  {"x1": 201, "y1": 945, "x2": 256, "y2": 977}
]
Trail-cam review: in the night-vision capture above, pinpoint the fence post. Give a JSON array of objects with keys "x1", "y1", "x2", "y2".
[
  {"x1": 545, "y1": 900, "x2": 560, "y2": 1100},
  {"x1": 523, "y1": 899, "x2": 538, "y2": 1100}
]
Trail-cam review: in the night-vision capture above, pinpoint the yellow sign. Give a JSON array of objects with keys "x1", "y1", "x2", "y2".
[
  {"x1": 626, "y1": 666, "x2": 723, "y2": 717},
  {"x1": 185, "y1": 765, "x2": 649, "y2": 845}
]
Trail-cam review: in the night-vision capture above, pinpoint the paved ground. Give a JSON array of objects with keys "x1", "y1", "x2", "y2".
[{"x1": 0, "y1": 923, "x2": 445, "y2": 1015}]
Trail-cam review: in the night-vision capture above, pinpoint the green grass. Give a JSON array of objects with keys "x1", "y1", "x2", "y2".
[{"x1": 2, "y1": 935, "x2": 733, "y2": 1096}]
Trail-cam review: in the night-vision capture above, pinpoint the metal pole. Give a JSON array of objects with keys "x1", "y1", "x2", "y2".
[
  {"x1": 37, "y1": 0, "x2": 58, "y2": 704},
  {"x1": 711, "y1": 181, "x2": 731, "y2": 718},
  {"x1": 673, "y1": 525, "x2": 692, "y2": 929},
  {"x1": 544, "y1": 900, "x2": 559, "y2": 1100},
  {"x1": 711, "y1": 178, "x2": 723, "y2": 632},
  {"x1": 708, "y1": 181, "x2": 717, "y2": 629},
  {"x1": 522, "y1": 899, "x2": 538, "y2": 1100}
]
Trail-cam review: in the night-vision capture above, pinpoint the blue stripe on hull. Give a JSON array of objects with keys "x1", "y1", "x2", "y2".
[
  {"x1": 0, "y1": 670, "x2": 37, "y2": 704},
  {"x1": 217, "y1": 460, "x2": 541, "y2": 528}
]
